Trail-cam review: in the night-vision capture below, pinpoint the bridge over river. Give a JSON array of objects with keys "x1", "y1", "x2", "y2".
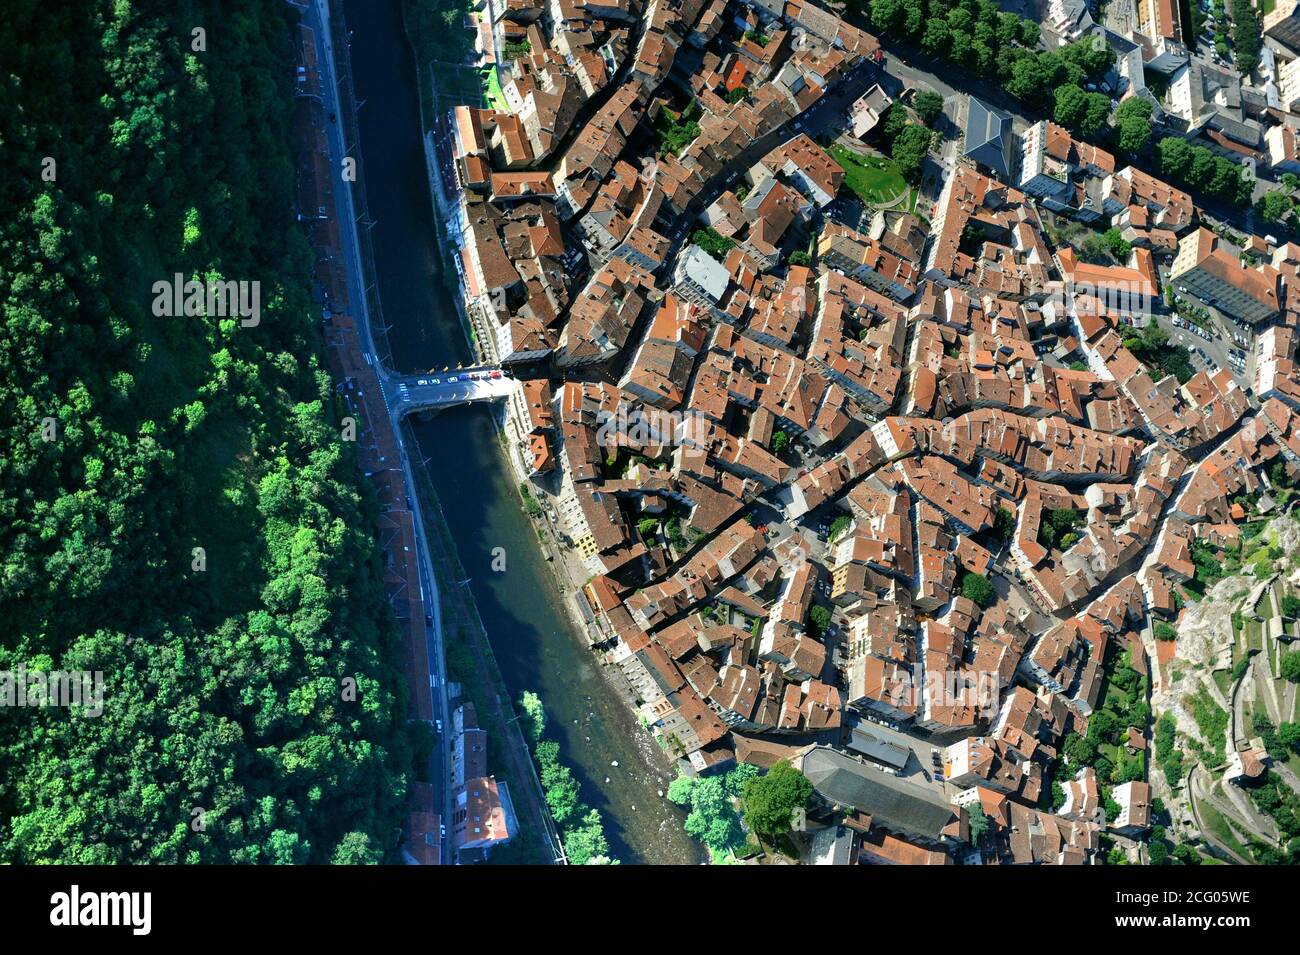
[
  {"x1": 365, "y1": 355, "x2": 519, "y2": 417},
  {"x1": 387, "y1": 367, "x2": 518, "y2": 413}
]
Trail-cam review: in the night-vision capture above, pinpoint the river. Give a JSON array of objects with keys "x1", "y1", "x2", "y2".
[{"x1": 341, "y1": 0, "x2": 700, "y2": 864}]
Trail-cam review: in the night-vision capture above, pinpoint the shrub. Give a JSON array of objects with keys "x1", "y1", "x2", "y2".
[
  {"x1": 691, "y1": 227, "x2": 734, "y2": 259},
  {"x1": 1282, "y1": 651, "x2": 1300, "y2": 683}
]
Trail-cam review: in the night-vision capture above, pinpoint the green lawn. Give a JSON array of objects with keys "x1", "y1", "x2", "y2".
[
  {"x1": 483, "y1": 65, "x2": 508, "y2": 112},
  {"x1": 907, "y1": 187, "x2": 926, "y2": 218},
  {"x1": 1196, "y1": 795, "x2": 1252, "y2": 859},
  {"x1": 1243, "y1": 617, "x2": 1265, "y2": 654},
  {"x1": 829, "y1": 145, "x2": 908, "y2": 206}
]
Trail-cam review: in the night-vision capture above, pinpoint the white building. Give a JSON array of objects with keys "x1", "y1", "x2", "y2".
[{"x1": 673, "y1": 244, "x2": 731, "y2": 306}]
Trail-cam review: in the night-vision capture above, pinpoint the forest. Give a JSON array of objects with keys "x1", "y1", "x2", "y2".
[{"x1": 0, "y1": 0, "x2": 412, "y2": 862}]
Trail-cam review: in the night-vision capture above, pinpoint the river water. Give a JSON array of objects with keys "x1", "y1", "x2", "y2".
[{"x1": 342, "y1": 0, "x2": 700, "y2": 864}]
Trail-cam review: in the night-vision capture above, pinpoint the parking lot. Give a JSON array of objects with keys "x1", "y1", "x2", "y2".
[{"x1": 1158, "y1": 284, "x2": 1259, "y2": 388}]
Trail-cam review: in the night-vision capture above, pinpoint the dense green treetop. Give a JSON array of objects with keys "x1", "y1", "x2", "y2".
[
  {"x1": 0, "y1": 0, "x2": 411, "y2": 862},
  {"x1": 741, "y1": 759, "x2": 813, "y2": 840}
]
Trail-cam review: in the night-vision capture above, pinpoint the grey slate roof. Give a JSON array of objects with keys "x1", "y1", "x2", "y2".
[
  {"x1": 963, "y1": 96, "x2": 1014, "y2": 179},
  {"x1": 801, "y1": 745, "x2": 956, "y2": 840},
  {"x1": 846, "y1": 724, "x2": 912, "y2": 772}
]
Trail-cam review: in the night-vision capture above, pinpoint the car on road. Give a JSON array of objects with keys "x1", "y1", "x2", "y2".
[
  {"x1": 490, "y1": 370, "x2": 503, "y2": 378},
  {"x1": 430, "y1": 377, "x2": 441, "y2": 384},
  {"x1": 440, "y1": 823, "x2": 447, "y2": 839},
  {"x1": 447, "y1": 375, "x2": 459, "y2": 382},
  {"x1": 435, "y1": 719, "x2": 443, "y2": 734},
  {"x1": 425, "y1": 612, "x2": 433, "y2": 626}
]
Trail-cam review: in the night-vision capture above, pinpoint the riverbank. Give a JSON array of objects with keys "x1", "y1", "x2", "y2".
[
  {"x1": 409, "y1": 409, "x2": 702, "y2": 864},
  {"x1": 405, "y1": 416, "x2": 563, "y2": 864},
  {"x1": 343, "y1": 0, "x2": 700, "y2": 863}
]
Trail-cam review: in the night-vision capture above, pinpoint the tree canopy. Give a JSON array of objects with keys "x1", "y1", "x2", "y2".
[
  {"x1": 1113, "y1": 97, "x2": 1153, "y2": 155},
  {"x1": 960, "y1": 572, "x2": 995, "y2": 608},
  {"x1": 1155, "y1": 136, "x2": 1253, "y2": 208},
  {"x1": 741, "y1": 760, "x2": 813, "y2": 840},
  {"x1": 0, "y1": 0, "x2": 413, "y2": 862},
  {"x1": 1053, "y1": 84, "x2": 1110, "y2": 138},
  {"x1": 1282, "y1": 651, "x2": 1300, "y2": 683},
  {"x1": 913, "y1": 90, "x2": 945, "y2": 126},
  {"x1": 668, "y1": 764, "x2": 757, "y2": 859}
]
